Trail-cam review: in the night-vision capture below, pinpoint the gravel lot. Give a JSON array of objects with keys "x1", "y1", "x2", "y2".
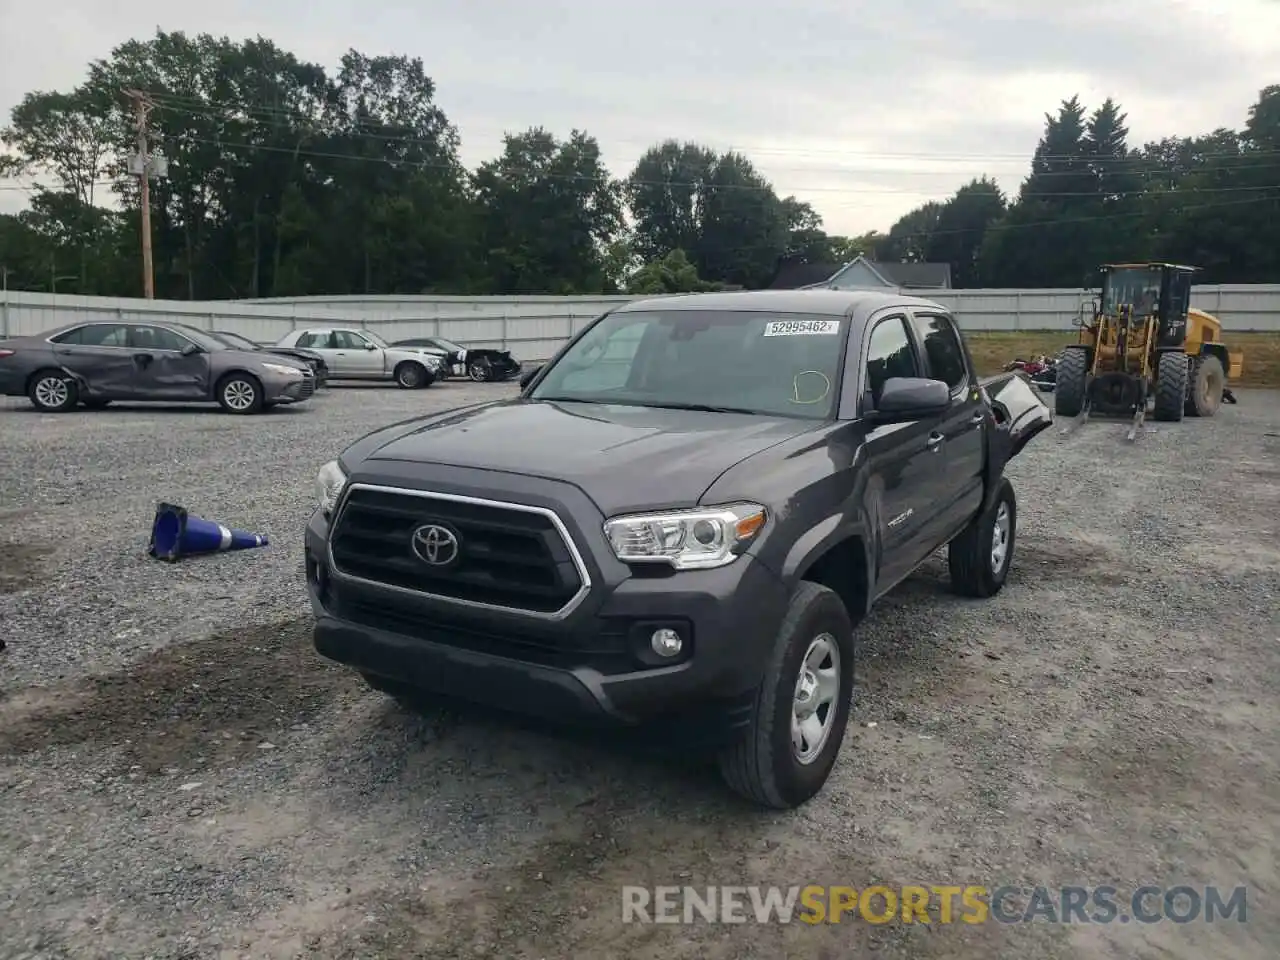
[{"x1": 1, "y1": 382, "x2": 1277, "y2": 960}]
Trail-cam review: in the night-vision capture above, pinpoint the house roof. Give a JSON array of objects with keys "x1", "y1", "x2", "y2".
[
  {"x1": 859, "y1": 259, "x2": 952, "y2": 288},
  {"x1": 766, "y1": 260, "x2": 846, "y2": 289}
]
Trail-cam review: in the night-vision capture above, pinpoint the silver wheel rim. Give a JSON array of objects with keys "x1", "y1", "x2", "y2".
[
  {"x1": 224, "y1": 380, "x2": 255, "y2": 411},
  {"x1": 991, "y1": 501, "x2": 1011, "y2": 574},
  {"x1": 35, "y1": 377, "x2": 69, "y2": 408},
  {"x1": 399, "y1": 367, "x2": 420, "y2": 387},
  {"x1": 469, "y1": 361, "x2": 488, "y2": 382},
  {"x1": 791, "y1": 634, "x2": 840, "y2": 765}
]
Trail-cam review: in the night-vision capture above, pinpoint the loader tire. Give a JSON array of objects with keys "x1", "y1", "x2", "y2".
[
  {"x1": 1153, "y1": 351, "x2": 1188, "y2": 422},
  {"x1": 1054, "y1": 348, "x2": 1088, "y2": 417},
  {"x1": 1185, "y1": 355, "x2": 1224, "y2": 418}
]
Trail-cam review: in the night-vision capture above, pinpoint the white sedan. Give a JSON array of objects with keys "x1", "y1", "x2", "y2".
[{"x1": 275, "y1": 327, "x2": 447, "y2": 388}]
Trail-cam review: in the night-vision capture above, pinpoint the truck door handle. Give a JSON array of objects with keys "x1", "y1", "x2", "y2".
[
  {"x1": 970, "y1": 411, "x2": 985, "y2": 423},
  {"x1": 926, "y1": 432, "x2": 944, "y2": 451}
]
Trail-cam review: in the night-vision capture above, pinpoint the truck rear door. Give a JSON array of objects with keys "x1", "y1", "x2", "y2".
[{"x1": 906, "y1": 309, "x2": 986, "y2": 542}]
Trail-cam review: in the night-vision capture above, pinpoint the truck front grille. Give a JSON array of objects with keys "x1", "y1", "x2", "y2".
[{"x1": 328, "y1": 485, "x2": 588, "y2": 616}]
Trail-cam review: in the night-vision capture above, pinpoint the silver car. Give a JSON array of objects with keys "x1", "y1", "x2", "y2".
[
  {"x1": 275, "y1": 327, "x2": 446, "y2": 388},
  {"x1": 0, "y1": 320, "x2": 316, "y2": 414}
]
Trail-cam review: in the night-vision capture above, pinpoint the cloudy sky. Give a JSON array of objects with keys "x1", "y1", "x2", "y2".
[{"x1": 0, "y1": 0, "x2": 1277, "y2": 235}]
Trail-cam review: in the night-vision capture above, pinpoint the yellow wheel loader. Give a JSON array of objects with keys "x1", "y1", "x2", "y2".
[{"x1": 1054, "y1": 262, "x2": 1244, "y2": 439}]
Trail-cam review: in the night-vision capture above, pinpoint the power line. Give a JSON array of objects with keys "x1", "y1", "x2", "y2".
[
  {"x1": 141, "y1": 90, "x2": 1280, "y2": 166},
  {"x1": 0, "y1": 181, "x2": 1269, "y2": 252},
  {"x1": 144, "y1": 134, "x2": 1280, "y2": 204}
]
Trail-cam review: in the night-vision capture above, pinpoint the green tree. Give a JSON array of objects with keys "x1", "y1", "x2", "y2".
[
  {"x1": 626, "y1": 249, "x2": 719, "y2": 294},
  {"x1": 626, "y1": 140, "x2": 717, "y2": 263},
  {"x1": 924, "y1": 178, "x2": 1006, "y2": 287},
  {"x1": 875, "y1": 201, "x2": 944, "y2": 263},
  {"x1": 472, "y1": 127, "x2": 623, "y2": 294}
]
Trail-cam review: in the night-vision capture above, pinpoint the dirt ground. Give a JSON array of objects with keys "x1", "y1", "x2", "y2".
[{"x1": 1, "y1": 384, "x2": 1277, "y2": 960}]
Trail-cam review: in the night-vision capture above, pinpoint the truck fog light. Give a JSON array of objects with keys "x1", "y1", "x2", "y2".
[{"x1": 650, "y1": 628, "x2": 683, "y2": 657}]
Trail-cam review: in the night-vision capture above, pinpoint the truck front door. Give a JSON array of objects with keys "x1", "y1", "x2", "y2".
[{"x1": 861, "y1": 313, "x2": 950, "y2": 592}]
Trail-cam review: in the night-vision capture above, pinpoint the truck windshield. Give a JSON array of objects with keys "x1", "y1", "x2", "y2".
[
  {"x1": 1102, "y1": 267, "x2": 1162, "y2": 315},
  {"x1": 530, "y1": 310, "x2": 849, "y2": 420}
]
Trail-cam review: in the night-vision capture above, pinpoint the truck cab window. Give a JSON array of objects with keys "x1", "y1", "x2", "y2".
[
  {"x1": 865, "y1": 316, "x2": 919, "y2": 404},
  {"x1": 909, "y1": 314, "x2": 968, "y2": 390}
]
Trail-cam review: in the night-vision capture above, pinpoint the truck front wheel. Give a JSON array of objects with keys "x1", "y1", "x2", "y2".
[{"x1": 717, "y1": 581, "x2": 855, "y2": 809}]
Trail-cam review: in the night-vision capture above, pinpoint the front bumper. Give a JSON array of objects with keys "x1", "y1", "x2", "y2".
[
  {"x1": 303, "y1": 481, "x2": 788, "y2": 745},
  {"x1": 264, "y1": 370, "x2": 316, "y2": 404}
]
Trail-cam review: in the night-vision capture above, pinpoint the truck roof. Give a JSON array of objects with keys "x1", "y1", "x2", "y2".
[{"x1": 613, "y1": 288, "x2": 949, "y2": 317}]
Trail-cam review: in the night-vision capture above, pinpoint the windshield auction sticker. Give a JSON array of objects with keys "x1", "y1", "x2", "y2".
[{"x1": 763, "y1": 319, "x2": 841, "y2": 336}]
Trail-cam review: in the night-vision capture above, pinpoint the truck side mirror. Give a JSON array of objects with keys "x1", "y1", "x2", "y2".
[{"x1": 869, "y1": 377, "x2": 950, "y2": 422}]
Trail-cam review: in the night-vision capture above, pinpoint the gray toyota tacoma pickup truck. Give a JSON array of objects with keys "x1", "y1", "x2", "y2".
[{"x1": 305, "y1": 289, "x2": 1052, "y2": 808}]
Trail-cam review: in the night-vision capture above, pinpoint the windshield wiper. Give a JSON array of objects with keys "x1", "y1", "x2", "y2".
[
  {"x1": 639, "y1": 401, "x2": 761, "y2": 414},
  {"x1": 535, "y1": 396, "x2": 610, "y2": 404}
]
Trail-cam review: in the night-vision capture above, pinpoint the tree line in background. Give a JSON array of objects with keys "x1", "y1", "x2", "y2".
[{"x1": 0, "y1": 29, "x2": 1277, "y2": 300}]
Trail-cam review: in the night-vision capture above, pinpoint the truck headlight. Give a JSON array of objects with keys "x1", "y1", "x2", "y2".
[
  {"x1": 315, "y1": 460, "x2": 348, "y2": 517},
  {"x1": 603, "y1": 503, "x2": 767, "y2": 570},
  {"x1": 263, "y1": 362, "x2": 304, "y2": 377}
]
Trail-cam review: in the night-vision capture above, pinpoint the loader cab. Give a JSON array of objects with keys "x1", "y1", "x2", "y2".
[{"x1": 1098, "y1": 262, "x2": 1198, "y2": 349}]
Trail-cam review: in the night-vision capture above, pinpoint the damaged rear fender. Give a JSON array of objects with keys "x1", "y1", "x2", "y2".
[{"x1": 980, "y1": 372, "x2": 1054, "y2": 462}]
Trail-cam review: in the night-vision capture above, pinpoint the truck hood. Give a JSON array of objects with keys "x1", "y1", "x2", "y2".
[{"x1": 352, "y1": 398, "x2": 816, "y2": 515}]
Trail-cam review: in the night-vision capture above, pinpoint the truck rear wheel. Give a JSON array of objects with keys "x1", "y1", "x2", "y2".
[
  {"x1": 1152, "y1": 351, "x2": 1188, "y2": 422},
  {"x1": 1053, "y1": 348, "x2": 1088, "y2": 417},
  {"x1": 1185, "y1": 355, "x2": 1224, "y2": 418},
  {"x1": 717, "y1": 581, "x2": 855, "y2": 809},
  {"x1": 948, "y1": 477, "x2": 1016, "y2": 598}
]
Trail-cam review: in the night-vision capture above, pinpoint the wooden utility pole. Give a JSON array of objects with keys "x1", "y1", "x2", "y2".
[{"x1": 125, "y1": 89, "x2": 156, "y2": 299}]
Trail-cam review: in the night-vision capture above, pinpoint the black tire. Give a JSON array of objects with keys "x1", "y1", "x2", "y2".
[
  {"x1": 394, "y1": 361, "x2": 430, "y2": 389},
  {"x1": 81, "y1": 399, "x2": 111, "y2": 409},
  {"x1": 1185, "y1": 354, "x2": 1224, "y2": 418},
  {"x1": 1152, "y1": 351, "x2": 1188, "y2": 422},
  {"x1": 27, "y1": 370, "x2": 79, "y2": 412},
  {"x1": 1054, "y1": 347, "x2": 1088, "y2": 417},
  {"x1": 467, "y1": 357, "x2": 493, "y2": 382},
  {"x1": 717, "y1": 581, "x2": 855, "y2": 809},
  {"x1": 948, "y1": 477, "x2": 1017, "y2": 598},
  {"x1": 216, "y1": 372, "x2": 264, "y2": 414}
]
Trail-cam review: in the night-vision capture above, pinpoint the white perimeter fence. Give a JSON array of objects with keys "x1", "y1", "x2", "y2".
[{"x1": 1, "y1": 285, "x2": 1277, "y2": 361}]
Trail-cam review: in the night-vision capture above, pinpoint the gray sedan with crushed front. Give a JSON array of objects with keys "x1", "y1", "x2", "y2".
[{"x1": 0, "y1": 319, "x2": 316, "y2": 414}]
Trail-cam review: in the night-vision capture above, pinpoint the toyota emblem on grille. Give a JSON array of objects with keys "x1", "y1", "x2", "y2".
[{"x1": 410, "y1": 523, "x2": 460, "y2": 566}]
